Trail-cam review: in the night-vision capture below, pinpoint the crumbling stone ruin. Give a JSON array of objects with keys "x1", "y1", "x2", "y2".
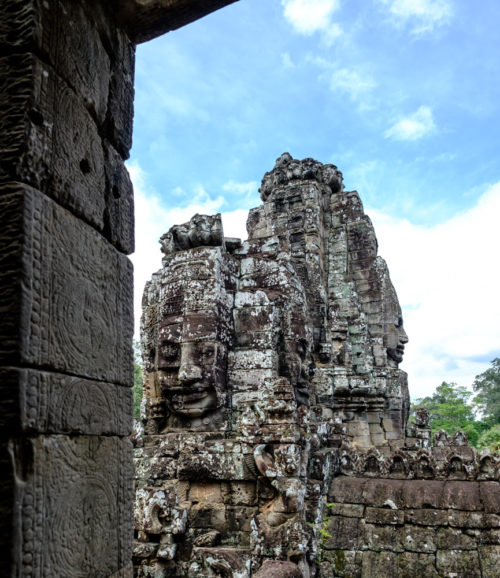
[{"x1": 134, "y1": 154, "x2": 500, "y2": 577}]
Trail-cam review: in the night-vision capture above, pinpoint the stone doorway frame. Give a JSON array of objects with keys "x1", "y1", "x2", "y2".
[{"x1": 0, "y1": 1, "x2": 238, "y2": 574}]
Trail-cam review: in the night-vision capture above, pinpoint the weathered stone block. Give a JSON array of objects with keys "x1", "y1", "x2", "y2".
[
  {"x1": 1, "y1": 0, "x2": 135, "y2": 156},
  {"x1": 1, "y1": 0, "x2": 111, "y2": 123},
  {"x1": 371, "y1": 433, "x2": 388, "y2": 446},
  {"x1": 233, "y1": 305, "x2": 276, "y2": 333},
  {"x1": 352, "y1": 435, "x2": 373, "y2": 449},
  {"x1": 230, "y1": 368, "x2": 275, "y2": 392},
  {"x1": 319, "y1": 550, "x2": 362, "y2": 577},
  {"x1": 103, "y1": 141, "x2": 135, "y2": 254},
  {"x1": 135, "y1": 455, "x2": 178, "y2": 482},
  {"x1": 362, "y1": 521, "x2": 404, "y2": 552},
  {"x1": 435, "y1": 527, "x2": 478, "y2": 550},
  {"x1": 481, "y1": 529, "x2": 500, "y2": 545},
  {"x1": 443, "y1": 481, "x2": 481, "y2": 511},
  {"x1": 327, "y1": 503, "x2": 365, "y2": 518},
  {"x1": 178, "y1": 452, "x2": 246, "y2": 481},
  {"x1": 402, "y1": 480, "x2": 446, "y2": 510},
  {"x1": 363, "y1": 479, "x2": 405, "y2": 508},
  {"x1": 479, "y1": 545, "x2": 500, "y2": 578},
  {"x1": 384, "y1": 431, "x2": 403, "y2": 440},
  {"x1": 12, "y1": 435, "x2": 133, "y2": 577},
  {"x1": 189, "y1": 504, "x2": 253, "y2": 534},
  {"x1": 447, "y1": 509, "x2": 496, "y2": 529},
  {"x1": 1, "y1": 54, "x2": 103, "y2": 212},
  {"x1": 404, "y1": 509, "x2": 448, "y2": 527},
  {"x1": 227, "y1": 482, "x2": 257, "y2": 506},
  {"x1": 189, "y1": 483, "x2": 224, "y2": 505},
  {"x1": 436, "y1": 549, "x2": 481, "y2": 577},
  {"x1": 345, "y1": 420, "x2": 370, "y2": 437},
  {"x1": 325, "y1": 516, "x2": 361, "y2": 550},
  {"x1": 0, "y1": 185, "x2": 133, "y2": 384},
  {"x1": 0, "y1": 55, "x2": 133, "y2": 252},
  {"x1": 328, "y1": 477, "x2": 367, "y2": 504},
  {"x1": 396, "y1": 552, "x2": 438, "y2": 577},
  {"x1": 364, "y1": 506, "x2": 404, "y2": 525},
  {"x1": 234, "y1": 329, "x2": 276, "y2": 349},
  {"x1": 369, "y1": 422, "x2": 384, "y2": 434},
  {"x1": 228, "y1": 349, "x2": 277, "y2": 371},
  {"x1": 479, "y1": 481, "x2": 500, "y2": 513},
  {"x1": 361, "y1": 551, "x2": 398, "y2": 575},
  {"x1": 104, "y1": 25, "x2": 135, "y2": 157},
  {"x1": 399, "y1": 524, "x2": 436, "y2": 553},
  {"x1": 0, "y1": 367, "x2": 132, "y2": 436}
]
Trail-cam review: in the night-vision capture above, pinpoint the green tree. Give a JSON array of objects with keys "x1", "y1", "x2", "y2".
[
  {"x1": 477, "y1": 424, "x2": 500, "y2": 452},
  {"x1": 411, "y1": 381, "x2": 484, "y2": 446},
  {"x1": 473, "y1": 358, "x2": 500, "y2": 424},
  {"x1": 133, "y1": 341, "x2": 143, "y2": 420}
]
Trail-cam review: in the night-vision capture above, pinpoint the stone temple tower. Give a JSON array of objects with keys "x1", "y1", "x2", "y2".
[{"x1": 134, "y1": 154, "x2": 410, "y2": 577}]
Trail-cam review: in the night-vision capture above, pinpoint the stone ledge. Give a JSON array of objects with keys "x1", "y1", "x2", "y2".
[{"x1": 111, "y1": 0, "x2": 239, "y2": 43}]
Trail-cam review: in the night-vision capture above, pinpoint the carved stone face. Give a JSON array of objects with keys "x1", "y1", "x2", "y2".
[
  {"x1": 385, "y1": 312, "x2": 408, "y2": 364},
  {"x1": 280, "y1": 339, "x2": 312, "y2": 407},
  {"x1": 157, "y1": 323, "x2": 226, "y2": 418}
]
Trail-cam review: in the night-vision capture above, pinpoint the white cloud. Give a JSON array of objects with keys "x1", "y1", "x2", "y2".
[
  {"x1": 281, "y1": 52, "x2": 296, "y2": 70},
  {"x1": 329, "y1": 67, "x2": 377, "y2": 100},
  {"x1": 222, "y1": 180, "x2": 260, "y2": 208},
  {"x1": 311, "y1": 57, "x2": 376, "y2": 105},
  {"x1": 282, "y1": 0, "x2": 343, "y2": 42},
  {"x1": 379, "y1": 0, "x2": 453, "y2": 35},
  {"x1": 369, "y1": 181, "x2": 500, "y2": 399},
  {"x1": 384, "y1": 106, "x2": 436, "y2": 141}
]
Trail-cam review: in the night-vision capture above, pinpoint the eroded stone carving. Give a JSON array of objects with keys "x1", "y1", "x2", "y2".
[{"x1": 134, "y1": 154, "x2": 411, "y2": 576}]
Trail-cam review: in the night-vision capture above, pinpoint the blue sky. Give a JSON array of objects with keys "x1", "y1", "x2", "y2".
[{"x1": 129, "y1": 0, "x2": 500, "y2": 400}]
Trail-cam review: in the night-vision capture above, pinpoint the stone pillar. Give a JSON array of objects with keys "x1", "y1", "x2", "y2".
[
  {"x1": 0, "y1": 1, "x2": 135, "y2": 574},
  {"x1": 0, "y1": 0, "x2": 239, "y2": 574}
]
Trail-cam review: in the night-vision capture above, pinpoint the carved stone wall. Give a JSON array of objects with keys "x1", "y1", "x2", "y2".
[
  {"x1": 0, "y1": 2, "x2": 135, "y2": 574},
  {"x1": 1, "y1": 0, "x2": 237, "y2": 575},
  {"x1": 323, "y1": 474, "x2": 500, "y2": 577}
]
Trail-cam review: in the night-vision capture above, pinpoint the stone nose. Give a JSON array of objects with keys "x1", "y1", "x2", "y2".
[
  {"x1": 400, "y1": 328, "x2": 409, "y2": 344},
  {"x1": 178, "y1": 362, "x2": 202, "y2": 383}
]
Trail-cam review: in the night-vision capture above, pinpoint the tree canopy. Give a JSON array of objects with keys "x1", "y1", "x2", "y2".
[
  {"x1": 411, "y1": 359, "x2": 500, "y2": 450},
  {"x1": 473, "y1": 357, "x2": 500, "y2": 424},
  {"x1": 411, "y1": 381, "x2": 485, "y2": 446}
]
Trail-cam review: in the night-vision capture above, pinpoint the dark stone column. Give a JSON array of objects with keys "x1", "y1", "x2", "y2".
[
  {"x1": 0, "y1": 1, "x2": 135, "y2": 574},
  {"x1": 0, "y1": 0, "x2": 238, "y2": 574}
]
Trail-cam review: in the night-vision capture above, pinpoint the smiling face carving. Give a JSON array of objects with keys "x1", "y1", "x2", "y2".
[
  {"x1": 385, "y1": 312, "x2": 408, "y2": 365},
  {"x1": 158, "y1": 329, "x2": 226, "y2": 418},
  {"x1": 146, "y1": 246, "x2": 234, "y2": 427}
]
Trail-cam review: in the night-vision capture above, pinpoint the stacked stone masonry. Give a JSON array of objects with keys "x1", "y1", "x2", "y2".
[
  {"x1": 134, "y1": 154, "x2": 500, "y2": 577},
  {"x1": 0, "y1": 1, "x2": 139, "y2": 574}
]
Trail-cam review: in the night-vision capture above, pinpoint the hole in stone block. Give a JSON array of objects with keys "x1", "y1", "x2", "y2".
[
  {"x1": 80, "y1": 158, "x2": 91, "y2": 174},
  {"x1": 28, "y1": 109, "x2": 44, "y2": 126}
]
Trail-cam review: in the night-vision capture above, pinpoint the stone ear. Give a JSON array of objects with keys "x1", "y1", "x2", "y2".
[{"x1": 254, "y1": 444, "x2": 277, "y2": 478}]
